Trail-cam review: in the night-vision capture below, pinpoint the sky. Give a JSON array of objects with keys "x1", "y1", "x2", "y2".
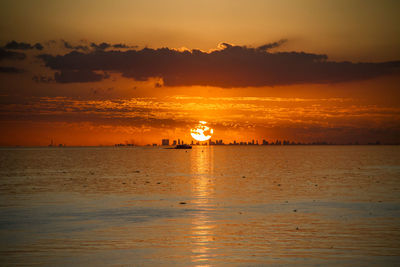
[{"x1": 0, "y1": 0, "x2": 399, "y2": 145}]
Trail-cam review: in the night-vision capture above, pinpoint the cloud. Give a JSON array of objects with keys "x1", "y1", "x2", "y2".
[
  {"x1": 4, "y1": 40, "x2": 43, "y2": 50},
  {"x1": 257, "y1": 39, "x2": 287, "y2": 51},
  {"x1": 54, "y1": 70, "x2": 109, "y2": 83},
  {"x1": 90, "y1": 42, "x2": 111, "y2": 50},
  {"x1": 37, "y1": 42, "x2": 400, "y2": 86},
  {"x1": 62, "y1": 40, "x2": 88, "y2": 51},
  {"x1": 62, "y1": 41, "x2": 133, "y2": 51},
  {"x1": 112, "y1": 43, "x2": 130, "y2": 49},
  {"x1": 0, "y1": 48, "x2": 26, "y2": 61},
  {"x1": 90, "y1": 42, "x2": 135, "y2": 50},
  {"x1": 1, "y1": 95, "x2": 399, "y2": 144},
  {"x1": 0, "y1": 66, "x2": 24, "y2": 73},
  {"x1": 32, "y1": 75, "x2": 54, "y2": 83}
]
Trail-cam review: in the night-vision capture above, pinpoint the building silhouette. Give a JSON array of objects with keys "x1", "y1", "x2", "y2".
[{"x1": 161, "y1": 139, "x2": 169, "y2": 146}]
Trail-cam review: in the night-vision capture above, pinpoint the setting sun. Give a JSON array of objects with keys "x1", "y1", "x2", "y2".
[{"x1": 190, "y1": 121, "x2": 214, "y2": 142}]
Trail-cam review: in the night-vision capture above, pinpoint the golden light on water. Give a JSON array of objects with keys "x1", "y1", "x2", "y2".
[
  {"x1": 190, "y1": 146, "x2": 215, "y2": 265},
  {"x1": 191, "y1": 121, "x2": 214, "y2": 142}
]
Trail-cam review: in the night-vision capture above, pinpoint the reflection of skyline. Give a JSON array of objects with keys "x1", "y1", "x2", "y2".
[{"x1": 190, "y1": 147, "x2": 216, "y2": 266}]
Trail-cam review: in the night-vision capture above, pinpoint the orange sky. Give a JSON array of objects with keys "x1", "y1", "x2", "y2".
[{"x1": 0, "y1": 0, "x2": 399, "y2": 145}]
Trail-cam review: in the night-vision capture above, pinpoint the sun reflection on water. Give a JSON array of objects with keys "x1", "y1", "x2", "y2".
[{"x1": 190, "y1": 146, "x2": 216, "y2": 266}]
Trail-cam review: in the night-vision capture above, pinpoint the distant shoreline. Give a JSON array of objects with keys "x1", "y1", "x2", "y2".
[{"x1": 0, "y1": 144, "x2": 399, "y2": 148}]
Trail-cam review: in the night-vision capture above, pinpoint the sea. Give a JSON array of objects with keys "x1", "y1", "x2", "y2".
[{"x1": 0, "y1": 146, "x2": 399, "y2": 266}]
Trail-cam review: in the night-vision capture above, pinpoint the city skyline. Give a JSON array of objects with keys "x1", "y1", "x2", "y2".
[{"x1": 114, "y1": 137, "x2": 388, "y2": 147}]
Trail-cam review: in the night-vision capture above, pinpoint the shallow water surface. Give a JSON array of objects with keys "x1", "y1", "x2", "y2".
[{"x1": 0, "y1": 146, "x2": 399, "y2": 266}]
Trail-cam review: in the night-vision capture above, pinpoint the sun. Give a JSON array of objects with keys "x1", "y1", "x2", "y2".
[{"x1": 191, "y1": 121, "x2": 214, "y2": 142}]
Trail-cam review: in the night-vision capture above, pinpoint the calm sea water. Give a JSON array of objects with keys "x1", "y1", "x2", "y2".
[{"x1": 0, "y1": 146, "x2": 399, "y2": 266}]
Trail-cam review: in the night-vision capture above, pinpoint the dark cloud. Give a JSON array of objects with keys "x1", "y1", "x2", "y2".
[
  {"x1": 219, "y1": 42, "x2": 233, "y2": 49},
  {"x1": 54, "y1": 70, "x2": 109, "y2": 83},
  {"x1": 32, "y1": 75, "x2": 54, "y2": 83},
  {"x1": 38, "y1": 42, "x2": 400, "y2": 86},
  {"x1": 90, "y1": 42, "x2": 111, "y2": 50},
  {"x1": 0, "y1": 48, "x2": 26, "y2": 61},
  {"x1": 91, "y1": 42, "x2": 136, "y2": 50},
  {"x1": 33, "y1": 43, "x2": 44, "y2": 50},
  {"x1": 257, "y1": 39, "x2": 287, "y2": 51},
  {"x1": 62, "y1": 41, "x2": 137, "y2": 51},
  {"x1": 62, "y1": 40, "x2": 88, "y2": 51},
  {"x1": 4, "y1": 40, "x2": 43, "y2": 50},
  {"x1": 0, "y1": 66, "x2": 24, "y2": 73},
  {"x1": 112, "y1": 43, "x2": 129, "y2": 49}
]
